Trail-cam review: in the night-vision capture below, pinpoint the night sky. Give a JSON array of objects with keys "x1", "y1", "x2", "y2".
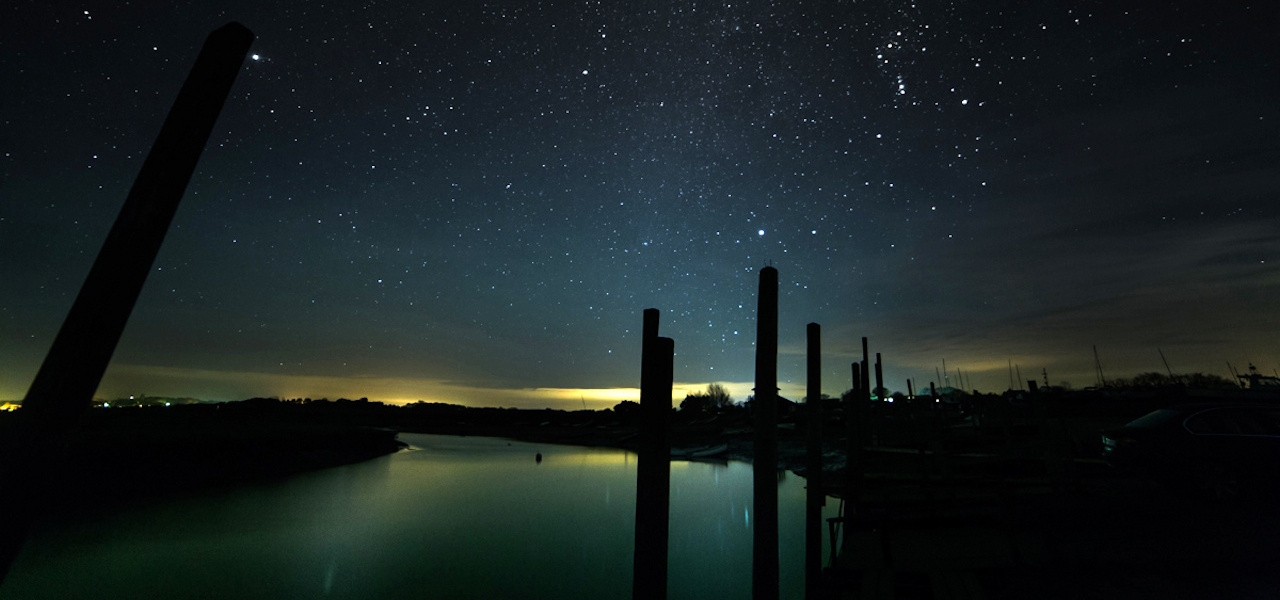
[{"x1": 2, "y1": 1, "x2": 1276, "y2": 408}]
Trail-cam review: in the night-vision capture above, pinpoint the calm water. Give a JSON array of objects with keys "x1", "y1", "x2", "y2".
[{"x1": 3, "y1": 433, "x2": 838, "y2": 599}]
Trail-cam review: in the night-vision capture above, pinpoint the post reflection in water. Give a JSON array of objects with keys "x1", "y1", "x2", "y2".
[{"x1": 2, "y1": 434, "x2": 837, "y2": 600}]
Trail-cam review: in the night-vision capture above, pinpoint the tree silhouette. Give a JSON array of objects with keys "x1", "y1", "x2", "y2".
[
  {"x1": 679, "y1": 383, "x2": 734, "y2": 413},
  {"x1": 707, "y1": 383, "x2": 733, "y2": 408}
]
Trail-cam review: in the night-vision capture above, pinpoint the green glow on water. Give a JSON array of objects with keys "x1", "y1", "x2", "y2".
[{"x1": 3, "y1": 434, "x2": 837, "y2": 599}]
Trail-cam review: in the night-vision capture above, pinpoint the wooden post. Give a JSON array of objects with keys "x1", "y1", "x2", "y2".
[
  {"x1": 1, "y1": 23, "x2": 254, "y2": 584},
  {"x1": 861, "y1": 338, "x2": 871, "y2": 399},
  {"x1": 753, "y1": 266, "x2": 779, "y2": 600},
  {"x1": 847, "y1": 362, "x2": 863, "y2": 483},
  {"x1": 633, "y1": 310, "x2": 672, "y2": 600},
  {"x1": 874, "y1": 352, "x2": 884, "y2": 398},
  {"x1": 861, "y1": 339, "x2": 873, "y2": 447},
  {"x1": 804, "y1": 323, "x2": 823, "y2": 599},
  {"x1": 841, "y1": 361, "x2": 863, "y2": 558},
  {"x1": 21, "y1": 22, "x2": 255, "y2": 430}
]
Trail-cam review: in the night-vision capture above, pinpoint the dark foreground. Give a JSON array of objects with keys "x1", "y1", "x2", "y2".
[
  {"x1": 5, "y1": 393, "x2": 1278, "y2": 598},
  {"x1": 818, "y1": 453, "x2": 1280, "y2": 599},
  {"x1": 0, "y1": 404, "x2": 404, "y2": 516}
]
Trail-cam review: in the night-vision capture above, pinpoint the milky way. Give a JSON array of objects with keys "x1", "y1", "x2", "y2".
[{"x1": 1, "y1": 1, "x2": 1276, "y2": 406}]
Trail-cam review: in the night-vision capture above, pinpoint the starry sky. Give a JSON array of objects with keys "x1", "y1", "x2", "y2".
[{"x1": 1, "y1": 1, "x2": 1277, "y2": 408}]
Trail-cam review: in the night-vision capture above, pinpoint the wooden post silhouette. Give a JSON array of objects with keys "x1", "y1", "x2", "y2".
[
  {"x1": 847, "y1": 362, "x2": 863, "y2": 482},
  {"x1": 841, "y1": 362, "x2": 863, "y2": 557},
  {"x1": 861, "y1": 339, "x2": 873, "y2": 448},
  {"x1": 20, "y1": 22, "x2": 254, "y2": 430},
  {"x1": 753, "y1": 266, "x2": 779, "y2": 600},
  {"x1": 0, "y1": 22, "x2": 254, "y2": 584},
  {"x1": 633, "y1": 309, "x2": 672, "y2": 600},
  {"x1": 861, "y1": 338, "x2": 870, "y2": 399},
  {"x1": 804, "y1": 323, "x2": 823, "y2": 599},
  {"x1": 874, "y1": 352, "x2": 884, "y2": 398}
]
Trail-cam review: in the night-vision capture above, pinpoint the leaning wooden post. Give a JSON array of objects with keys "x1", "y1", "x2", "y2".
[
  {"x1": 1, "y1": 22, "x2": 254, "y2": 584},
  {"x1": 633, "y1": 310, "x2": 672, "y2": 600},
  {"x1": 804, "y1": 323, "x2": 824, "y2": 600},
  {"x1": 753, "y1": 266, "x2": 780, "y2": 600},
  {"x1": 21, "y1": 22, "x2": 255, "y2": 431}
]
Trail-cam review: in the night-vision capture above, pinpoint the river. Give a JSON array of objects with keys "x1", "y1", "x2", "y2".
[{"x1": 2, "y1": 433, "x2": 839, "y2": 599}]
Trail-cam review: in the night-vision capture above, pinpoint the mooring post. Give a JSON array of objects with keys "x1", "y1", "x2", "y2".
[
  {"x1": 0, "y1": 22, "x2": 254, "y2": 585},
  {"x1": 841, "y1": 362, "x2": 863, "y2": 557},
  {"x1": 633, "y1": 310, "x2": 672, "y2": 600},
  {"x1": 804, "y1": 323, "x2": 823, "y2": 600},
  {"x1": 753, "y1": 266, "x2": 779, "y2": 600},
  {"x1": 861, "y1": 338, "x2": 870, "y2": 399},
  {"x1": 874, "y1": 352, "x2": 884, "y2": 398},
  {"x1": 847, "y1": 362, "x2": 863, "y2": 483}
]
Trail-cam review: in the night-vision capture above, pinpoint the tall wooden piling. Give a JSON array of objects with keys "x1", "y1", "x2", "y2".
[
  {"x1": 20, "y1": 22, "x2": 255, "y2": 430},
  {"x1": 753, "y1": 266, "x2": 779, "y2": 600},
  {"x1": 842, "y1": 362, "x2": 863, "y2": 557},
  {"x1": 1, "y1": 23, "x2": 254, "y2": 584},
  {"x1": 874, "y1": 352, "x2": 884, "y2": 398},
  {"x1": 634, "y1": 310, "x2": 672, "y2": 600},
  {"x1": 847, "y1": 362, "x2": 863, "y2": 476},
  {"x1": 861, "y1": 358, "x2": 873, "y2": 446},
  {"x1": 861, "y1": 338, "x2": 871, "y2": 398},
  {"x1": 804, "y1": 323, "x2": 823, "y2": 599}
]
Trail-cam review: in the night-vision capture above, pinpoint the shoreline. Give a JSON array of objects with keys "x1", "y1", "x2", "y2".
[{"x1": 0, "y1": 389, "x2": 1190, "y2": 516}]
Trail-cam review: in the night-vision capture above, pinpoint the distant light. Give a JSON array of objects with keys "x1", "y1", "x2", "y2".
[
  {"x1": 104, "y1": 402, "x2": 110, "y2": 408},
  {"x1": 757, "y1": 229, "x2": 765, "y2": 236},
  {"x1": 251, "y1": 54, "x2": 261, "y2": 61}
]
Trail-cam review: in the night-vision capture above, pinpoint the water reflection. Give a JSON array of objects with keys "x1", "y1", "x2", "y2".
[{"x1": 3, "y1": 434, "x2": 835, "y2": 599}]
